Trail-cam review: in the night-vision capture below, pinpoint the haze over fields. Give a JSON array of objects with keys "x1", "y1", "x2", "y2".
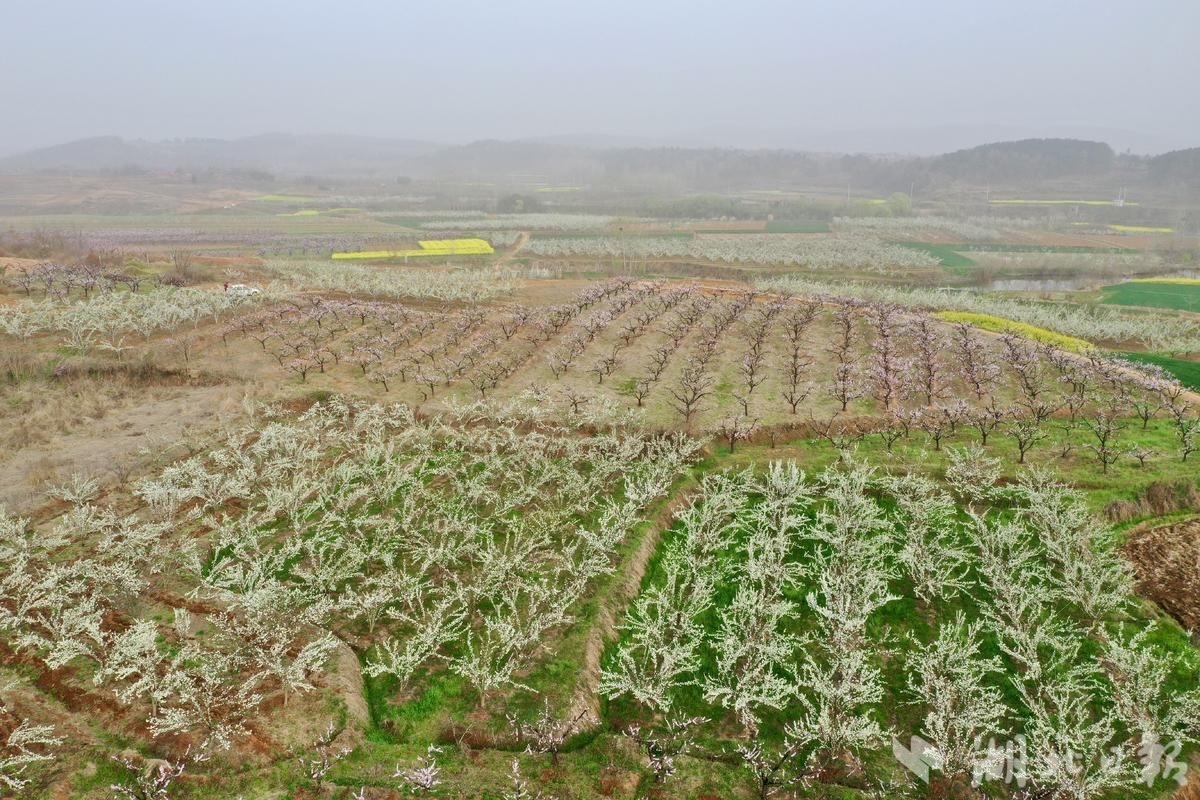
[{"x1": 2, "y1": 0, "x2": 1199, "y2": 157}]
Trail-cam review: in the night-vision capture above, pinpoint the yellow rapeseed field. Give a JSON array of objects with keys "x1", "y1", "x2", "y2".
[
  {"x1": 990, "y1": 199, "x2": 1139, "y2": 206},
  {"x1": 1108, "y1": 224, "x2": 1174, "y2": 233},
  {"x1": 255, "y1": 193, "x2": 313, "y2": 202},
  {"x1": 278, "y1": 207, "x2": 364, "y2": 217},
  {"x1": 332, "y1": 238, "x2": 494, "y2": 260},
  {"x1": 934, "y1": 311, "x2": 1093, "y2": 352}
]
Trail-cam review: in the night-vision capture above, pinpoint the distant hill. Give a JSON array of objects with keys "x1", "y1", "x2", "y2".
[
  {"x1": 4, "y1": 134, "x2": 1195, "y2": 192},
  {"x1": 931, "y1": 138, "x2": 1116, "y2": 182},
  {"x1": 419, "y1": 140, "x2": 897, "y2": 190},
  {"x1": 0, "y1": 134, "x2": 441, "y2": 176},
  {"x1": 0, "y1": 136, "x2": 156, "y2": 171},
  {"x1": 1147, "y1": 147, "x2": 1200, "y2": 185},
  {"x1": 630, "y1": 124, "x2": 1183, "y2": 157}
]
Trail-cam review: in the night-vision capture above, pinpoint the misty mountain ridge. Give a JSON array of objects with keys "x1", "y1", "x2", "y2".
[
  {"x1": 0, "y1": 134, "x2": 441, "y2": 175},
  {"x1": 521, "y1": 123, "x2": 1186, "y2": 157},
  {"x1": 2, "y1": 133, "x2": 1196, "y2": 189},
  {"x1": 422, "y1": 138, "x2": 1199, "y2": 189}
]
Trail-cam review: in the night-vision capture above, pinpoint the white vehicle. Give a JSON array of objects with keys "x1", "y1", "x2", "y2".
[{"x1": 226, "y1": 283, "x2": 261, "y2": 297}]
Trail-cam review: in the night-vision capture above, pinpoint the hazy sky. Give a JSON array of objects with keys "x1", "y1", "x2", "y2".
[{"x1": 3, "y1": 0, "x2": 1197, "y2": 155}]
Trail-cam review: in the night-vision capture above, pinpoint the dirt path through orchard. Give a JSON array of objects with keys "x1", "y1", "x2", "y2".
[
  {"x1": 566, "y1": 483, "x2": 700, "y2": 728},
  {"x1": 495, "y1": 230, "x2": 529, "y2": 266}
]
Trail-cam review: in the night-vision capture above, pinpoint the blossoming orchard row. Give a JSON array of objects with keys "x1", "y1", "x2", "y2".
[
  {"x1": 0, "y1": 398, "x2": 700, "y2": 776},
  {"x1": 602, "y1": 459, "x2": 1199, "y2": 797}
]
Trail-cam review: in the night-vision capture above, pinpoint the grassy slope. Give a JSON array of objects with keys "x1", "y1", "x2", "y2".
[{"x1": 722, "y1": 418, "x2": 1197, "y2": 515}]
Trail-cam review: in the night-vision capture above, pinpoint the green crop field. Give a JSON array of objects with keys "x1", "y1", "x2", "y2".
[
  {"x1": 1118, "y1": 351, "x2": 1200, "y2": 390},
  {"x1": 894, "y1": 240, "x2": 977, "y2": 268},
  {"x1": 1102, "y1": 281, "x2": 1200, "y2": 312}
]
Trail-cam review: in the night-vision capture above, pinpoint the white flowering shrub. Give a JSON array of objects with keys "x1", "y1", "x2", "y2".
[
  {"x1": 420, "y1": 213, "x2": 613, "y2": 231},
  {"x1": 603, "y1": 459, "x2": 1198, "y2": 798},
  {"x1": 832, "y1": 215, "x2": 1007, "y2": 240},
  {"x1": 0, "y1": 397, "x2": 700, "y2": 764},
  {"x1": 264, "y1": 260, "x2": 517, "y2": 301},
  {"x1": 0, "y1": 285, "x2": 264, "y2": 343},
  {"x1": 526, "y1": 234, "x2": 941, "y2": 271}
]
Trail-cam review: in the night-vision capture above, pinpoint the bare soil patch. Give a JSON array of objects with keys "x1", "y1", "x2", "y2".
[
  {"x1": 1123, "y1": 516, "x2": 1200, "y2": 632},
  {"x1": 0, "y1": 383, "x2": 244, "y2": 512}
]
